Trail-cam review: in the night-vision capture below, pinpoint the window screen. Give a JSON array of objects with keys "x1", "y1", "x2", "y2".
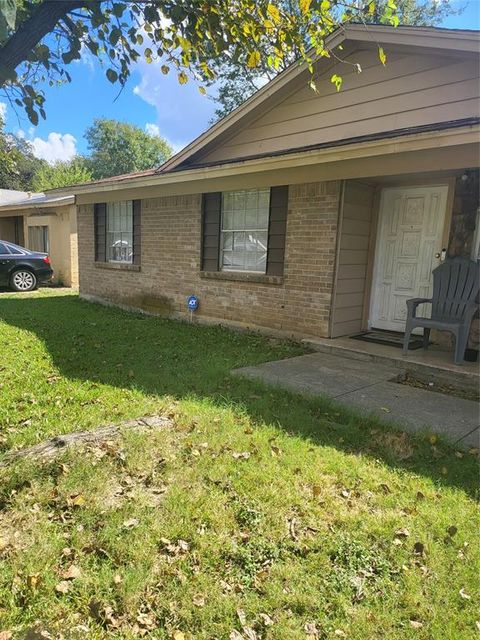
[
  {"x1": 106, "y1": 201, "x2": 133, "y2": 263},
  {"x1": 220, "y1": 188, "x2": 270, "y2": 273}
]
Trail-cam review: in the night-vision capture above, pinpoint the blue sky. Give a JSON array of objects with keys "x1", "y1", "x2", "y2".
[{"x1": 1, "y1": 0, "x2": 479, "y2": 163}]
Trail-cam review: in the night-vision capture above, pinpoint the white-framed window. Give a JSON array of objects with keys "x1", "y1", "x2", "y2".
[
  {"x1": 28, "y1": 225, "x2": 49, "y2": 254},
  {"x1": 106, "y1": 201, "x2": 133, "y2": 263},
  {"x1": 220, "y1": 188, "x2": 270, "y2": 273}
]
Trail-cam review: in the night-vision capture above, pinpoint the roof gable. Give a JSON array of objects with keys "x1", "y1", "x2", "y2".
[{"x1": 160, "y1": 24, "x2": 480, "y2": 173}]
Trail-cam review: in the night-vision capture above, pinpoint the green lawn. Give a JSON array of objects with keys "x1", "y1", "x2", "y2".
[{"x1": 0, "y1": 289, "x2": 478, "y2": 639}]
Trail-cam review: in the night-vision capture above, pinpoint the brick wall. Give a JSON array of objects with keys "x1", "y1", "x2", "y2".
[{"x1": 77, "y1": 181, "x2": 341, "y2": 338}]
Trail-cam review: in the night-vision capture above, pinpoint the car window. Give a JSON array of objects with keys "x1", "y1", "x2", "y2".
[
  {"x1": 0, "y1": 242, "x2": 10, "y2": 255},
  {"x1": 7, "y1": 245, "x2": 22, "y2": 254}
]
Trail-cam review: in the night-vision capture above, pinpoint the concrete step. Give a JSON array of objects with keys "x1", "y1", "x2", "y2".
[{"x1": 302, "y1": 338, "x2": 479, "y2": 394}]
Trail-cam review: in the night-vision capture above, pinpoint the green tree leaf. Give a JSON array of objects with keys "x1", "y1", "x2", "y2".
[
  {"x1": 84, "y1": 118, "x2": 173, "y2": 180},
  {"x1": 106, "y1": 68, "x2": 118, "y2": 83},
  {"x1": 32, "y1": 157, "x2": 92, "y2": 191}
]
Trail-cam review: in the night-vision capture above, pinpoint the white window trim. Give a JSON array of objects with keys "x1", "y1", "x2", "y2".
[
  {"x1": 106, "y1": 200, "x2": 133, "y2": 264},
  {"x1": 220, "y1": 188, "x2": 270, "y2": 274}
]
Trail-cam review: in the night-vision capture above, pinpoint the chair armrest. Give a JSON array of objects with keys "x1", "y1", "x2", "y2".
[{"x1": 406, "y1": 298, "x2": 432, "y2": 318}]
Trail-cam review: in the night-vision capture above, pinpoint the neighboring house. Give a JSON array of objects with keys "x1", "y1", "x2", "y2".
[
  {"x1": 67, "y1": 24, "x2": 478, "y2": 346},
  {"x1": 0, "y1": 189, "x2": 78, "y2": 287}
]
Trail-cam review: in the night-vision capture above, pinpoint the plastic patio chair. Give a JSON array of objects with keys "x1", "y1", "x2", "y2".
[{"x1": 402, "y1": 257, "x2": 480, "y2": 365}]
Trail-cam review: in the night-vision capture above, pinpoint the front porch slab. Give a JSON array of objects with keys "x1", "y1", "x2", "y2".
[
  {"x1": 303, "y1": 336, "x2": 480, "y2": 393},
  {"x1": 233, "y1": 351, "x2": 479, "y2": 448}
]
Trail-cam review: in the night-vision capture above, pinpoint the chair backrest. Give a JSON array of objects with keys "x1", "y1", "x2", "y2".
[{"x1": 431, "y1": 257, "x2": 479, "y2": 321}]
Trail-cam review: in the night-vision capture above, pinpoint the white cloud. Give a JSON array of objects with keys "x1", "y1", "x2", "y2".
[
  {"x1": 133, "y1": 55, "x2": 215, "y2": 152},
  {"x1": 0, "y1": 101, "x2": 7, "y2": 121},
  {"x1": 73, "y1": 44, "x2": 95, "y2": 72},
  {"x1": 31, "y1": 132, "x2": 77, "y2": 164},
  {"x1": 145, "y1": 122, "x2": 160, "y2": 137}
]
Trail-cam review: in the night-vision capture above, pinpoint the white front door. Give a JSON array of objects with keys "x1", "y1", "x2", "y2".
[{"x1": 370, "y1": 185, "x2": 449, "y2": 332}]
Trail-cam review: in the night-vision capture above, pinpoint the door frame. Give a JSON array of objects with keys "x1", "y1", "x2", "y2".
[{"x1": 367, "y1": 179, "x2": 455, "y2": 332}]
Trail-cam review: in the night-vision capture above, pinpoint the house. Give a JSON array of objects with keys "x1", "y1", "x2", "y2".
[
  {"x1": 0, "y1": 189, "x2": 78, "y2": 287},
  {"x1": 67, "y1": 24, "x2": 479, "y2": 352}
]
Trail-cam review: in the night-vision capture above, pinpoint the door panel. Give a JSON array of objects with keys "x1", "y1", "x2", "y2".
[
  {"x1": 0, "y1": 242, "x2": 11, "y2": 285},
  {"x1": 370, "y1": 185, "x2": 448, "y2": 332}
]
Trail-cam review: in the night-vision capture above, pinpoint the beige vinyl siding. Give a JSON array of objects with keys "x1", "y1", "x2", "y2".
[
  {"x1": 196, "y1": 48, "x2": 479, "y2": 165},
  {"x1": 331, "y1": 182, "x2": 375, "y2": 338}
]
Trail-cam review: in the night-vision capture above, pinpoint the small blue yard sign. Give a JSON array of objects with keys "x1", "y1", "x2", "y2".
[{"x1": 187, "y1": 295, "x2": 199, "y2": 311}]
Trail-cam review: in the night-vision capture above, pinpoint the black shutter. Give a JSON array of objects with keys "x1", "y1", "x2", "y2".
[
  {"x1": 94, "y1": 203, "x2": 106, "y2": 262},
  {"x1": 266, "y1": 186, "x2": 288, "y2": 276},
  {"x1": 133, "y1": 199, "x2": 141, "y2": 265},
  {"x1": 201, "y1": 192, "x2": 222, "y2": 271}
]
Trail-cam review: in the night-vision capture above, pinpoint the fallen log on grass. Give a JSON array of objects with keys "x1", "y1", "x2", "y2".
[{"x1": 0, "y1": 415, "x2": 173, "y2": 467}]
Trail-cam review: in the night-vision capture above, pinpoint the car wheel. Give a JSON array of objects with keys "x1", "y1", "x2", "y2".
[{"x1": 10, "y1": 269, "x2": 37, "y2": 292}]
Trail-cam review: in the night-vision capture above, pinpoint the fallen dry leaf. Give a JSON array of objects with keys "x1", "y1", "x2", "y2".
[
  {"x1": 172, "y1": 632, "x2": 185, "y2": 640},
  {"x1": 304, "y1": 621, "x2": 319, "y2": 638},
  {"x1": 287, "y1": 517, "x2": 298, "y2": 541},
  {"x1": 236, "y1": 609, "x2": 247, "y2": 626},
  {"x1": 160, "y1": 538, "x2": 190, "y2": 557},
  {"x1": 220, "y1": 579, "x2": 233, "y2": 593},
  {"x1": 55, "y1": 580, "x2": 71, "y2": 594},
  {"x1": 394, "y1": 528, "x2": 410, "y2": 539},
  {"x1": 89, "y1": 600, "x2": 120, "y2": 628},
  {"x1": 122, "y1": 518, "x2": 139, "y2": 529},
  {"x1": 232, "y1": 452, "x2": 250, "y2": 460},
  {"x1": 409, "y1": 620, "x2": 423, "y2": 629},
  {"x1": 192, "y1": 593, "x2": 205, "y2": 607},
  {"x1": 259, "y1": 613, "x2": 274, "y2": 626},
  {"x1": 136, "y1": 612, "x2": 156, "y2": 630},
  {"x1": 0, "y1": 631, "x2": 12, "y2": 640},
  {"x1": 113, "y1": 574, "x2": 122, "y2": 585},
  {"x1": 229, "y1": 632, "x2": 243, "y2": 640},
  {"x1": 242, "y1": 627, "x2": 257, "y2": 640},
  {"x1": 62, "y1": 564, "x2": 81, "y2": 580},
  {"x1": 26, "y1": 574, "x2": 41, "y2": 589},
  {"x1": 67, "y1": 493, "x2": 86, "y2": 508},
  {"x1": 334, "y1": 631, "x2": 347, "y2": 638},
  {"x1": 459, "y1": 588, "x2": 471, "y2": 600}
]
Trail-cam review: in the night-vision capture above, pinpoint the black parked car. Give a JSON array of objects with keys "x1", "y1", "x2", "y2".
[{"x1": 0, "y1": 240, "x2": 53, "y2": 292}]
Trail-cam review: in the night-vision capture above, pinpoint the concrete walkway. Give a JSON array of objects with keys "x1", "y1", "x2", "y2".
[{"x1": 233, "y1": 352, "x2": 480, "y2": 448}]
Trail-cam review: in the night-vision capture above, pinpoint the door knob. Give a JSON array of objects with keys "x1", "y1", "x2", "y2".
[{"x1": 435, "y1": 248, "x2": 447, "y2": 261}]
